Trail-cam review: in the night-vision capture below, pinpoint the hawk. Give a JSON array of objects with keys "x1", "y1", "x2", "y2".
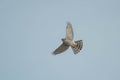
[{"x1": 53, "y1": 22, "x2": 83, "y2": 55}]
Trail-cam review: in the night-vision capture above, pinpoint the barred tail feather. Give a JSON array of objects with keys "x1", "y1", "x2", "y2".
[{"x1": 71, "y1": 40, "x2": 83, "y2": 54}]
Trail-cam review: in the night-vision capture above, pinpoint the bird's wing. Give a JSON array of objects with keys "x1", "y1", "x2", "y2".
[
  {"x1": 53, "y1": 43, "x2": 69, "y2": 55},
  {"x1": 71, "y1": 40, "x2": 83, "y2": 54},
  {"x1": 66, "y1": 22, "x2": 74, "y2": 40}
]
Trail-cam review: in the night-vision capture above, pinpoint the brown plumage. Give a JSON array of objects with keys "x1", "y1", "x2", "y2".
[{"x1": 53, "y1": 22, "x2": 83, "y2": 55}]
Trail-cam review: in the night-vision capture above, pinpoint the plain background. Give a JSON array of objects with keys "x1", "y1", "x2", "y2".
[{"x1": 1, "y1": 0, "x2": 120, "y2": 80}]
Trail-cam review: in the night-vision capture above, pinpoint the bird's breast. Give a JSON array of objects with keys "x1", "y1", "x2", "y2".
[{"x1": 63, "y1": 39, "x2": 74, "y2": 46}]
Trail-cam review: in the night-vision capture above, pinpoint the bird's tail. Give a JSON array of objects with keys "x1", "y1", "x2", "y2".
[{"x1": 71, "y1": 40, "x2": 83, "y2": 54}]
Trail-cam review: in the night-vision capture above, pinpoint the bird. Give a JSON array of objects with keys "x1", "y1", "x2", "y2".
[{"x1": 53, "y1": 22, "x2": 83, "y2": 55}]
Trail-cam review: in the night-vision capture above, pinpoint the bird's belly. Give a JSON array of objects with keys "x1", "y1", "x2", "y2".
[{"x1": 63, "y1": 40, "x2": 74, "y2": 46}]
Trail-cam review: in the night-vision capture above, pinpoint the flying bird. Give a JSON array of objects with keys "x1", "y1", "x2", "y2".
[{"x1": 53, "y1": 22, "x2": 83, "y2": 55}]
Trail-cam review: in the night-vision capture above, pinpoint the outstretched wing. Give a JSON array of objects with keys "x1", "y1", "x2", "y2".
[
  {"x1": 66, "y1": 22, "x2": 74, "y2": 40},
  {"x1": 71, "y1": 40, "x2": 83, "y2": 54},
  {"x1": 53, "y1": 43, "x2": 69, "y2": 55}
]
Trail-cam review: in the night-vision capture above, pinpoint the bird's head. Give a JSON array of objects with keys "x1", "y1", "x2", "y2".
[{"x1": 61, "y1": 38, "x2": 66, "y2": 42}]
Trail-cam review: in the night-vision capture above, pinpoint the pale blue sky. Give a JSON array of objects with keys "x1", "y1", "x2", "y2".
[{"x1": 1, "y1": 0, "x2": 120, "y2": 80}]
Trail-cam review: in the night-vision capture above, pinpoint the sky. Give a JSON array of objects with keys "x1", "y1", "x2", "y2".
[{"x1": 0, "y1": 0, "x2": 120, "y2": 80}]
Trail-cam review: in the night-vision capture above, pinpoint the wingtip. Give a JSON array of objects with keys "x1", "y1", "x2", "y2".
[
  {"x1": 52, "y1": 52, "x2": 57, "y2": 55},
  {"x1": 67, "y1": 22, "x2": 72, "y2": 25},
  {"x1": 52, "y1": 51, "x2": 60, "y2": 55},
  {"x1": 66, "y1": 22, "x2": 72, "y2": 29}
]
